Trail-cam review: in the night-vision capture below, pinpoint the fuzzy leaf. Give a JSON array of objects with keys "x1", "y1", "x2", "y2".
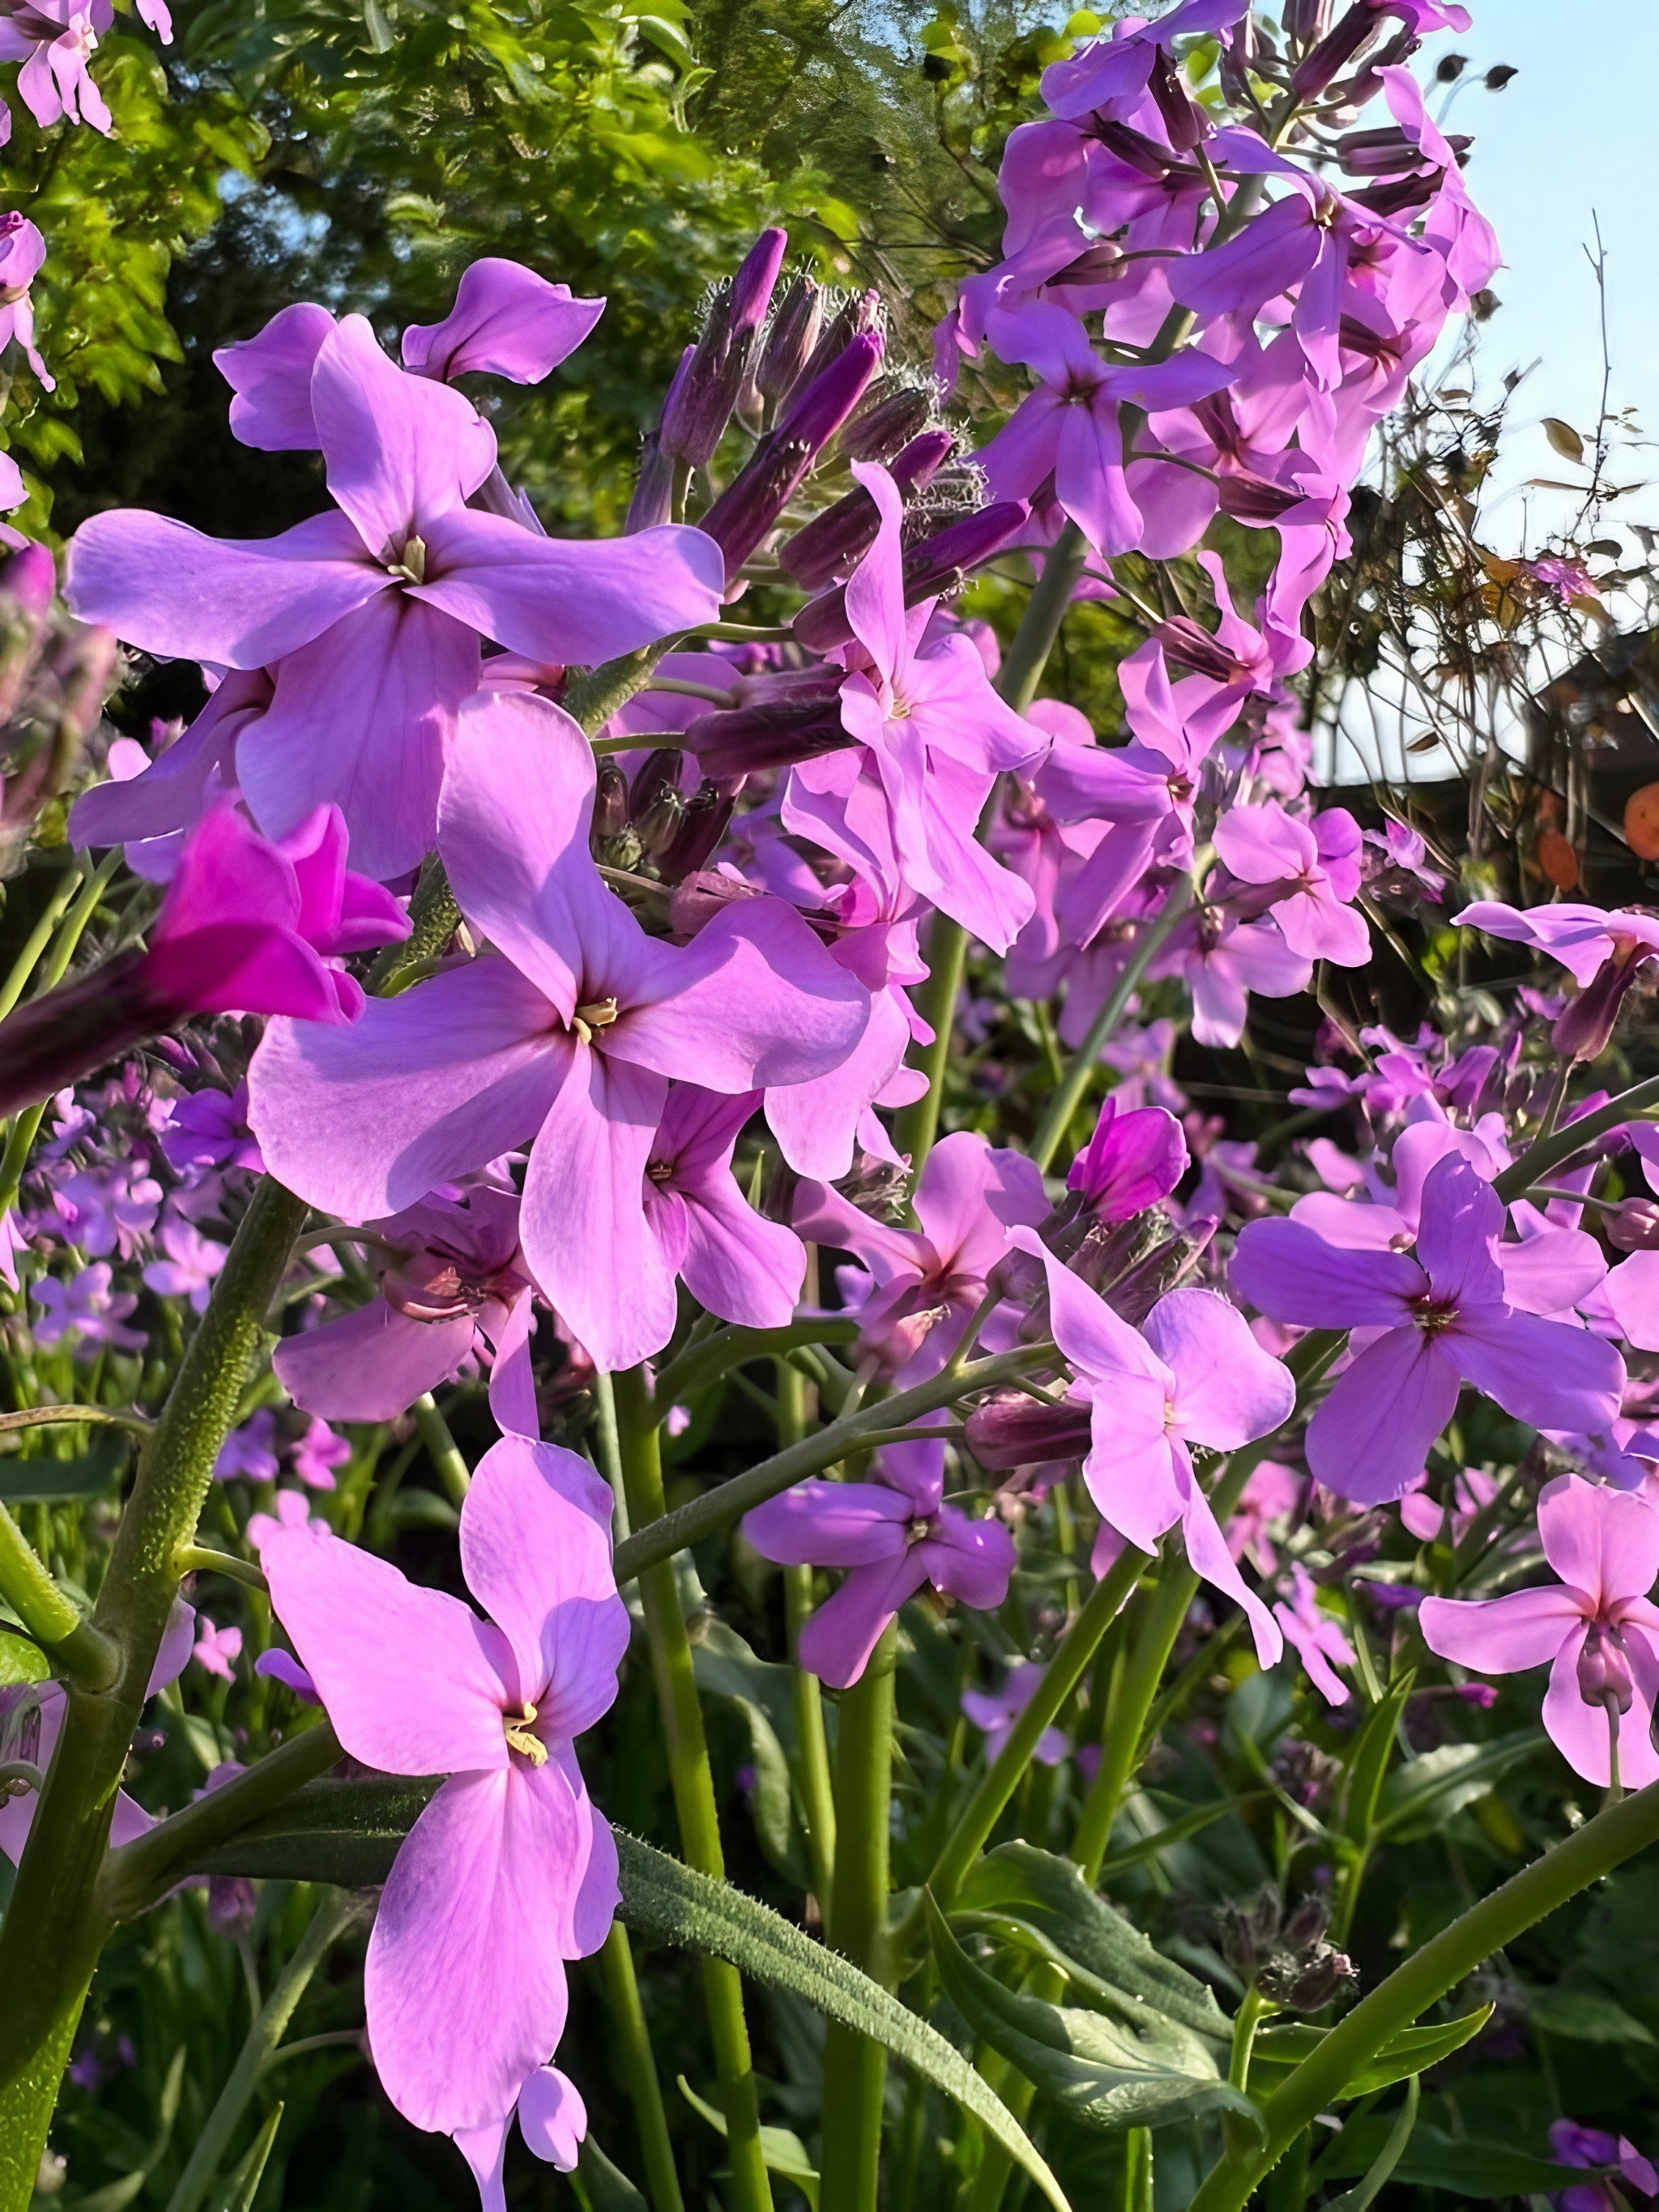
[{"x1": 1249, "y1": 2006, "x2": 1492, "y2": 2098}]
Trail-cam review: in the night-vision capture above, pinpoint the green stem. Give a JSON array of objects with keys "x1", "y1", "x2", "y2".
[
  {"x1": 819, "y1": 1621, "x2": 898, "y2": 2212},
  {"x1": 612, "y1": 1366, "x2": 774, "y2": 2212},
  {"x1": 652, "y1": 1316, "x2": 858, "y2": 1413},
  {"x1": 1228, "y1": 1988, "x2": 1270, "y2": 2092},
  {"x1": 162, "y1": 1890, "x2": 363, "y2": 2212},
  {"x1": 920, "y1": 1544, "x2": 1149, "y2": 1919},
  {"x1": 1494, "y1": 1068, "x2": 1659, "y2": 1202},
  {"x1": 1188, "y1": 1778, "x2": 1659, "y2": 2212},
  {"x1": 776, "y1": 1359, "x2": 835, "y2": 1916},
  {"x1": 999, "y1": 522, "x2": 1090, "y2": 715},
  {"x1": 0, "y1": 1177, "x2": 308, "y2": 2103},
  {"x1": 1028, "y1": 871, "x2": 1201, "y2": 1174},
  {"x1": 366, "y1": 855, "x2": 460, "y2": 995},
  {"x1": 1070, "y1": 1552, "x2": 1196, "y2": 1883},
  {"x1": 598, "y1": 1922, "x2": 687, "y2": 2212},
  {"x1": 1125, "y1": 2127, "x2": 1154, "y2": 2212},
  {"x1": 0, "y1": 1502, "x2": 116, "y2": 1686},
  {"x1": 0, "y1": 866, "x2": 79, "y2": 1023},
  {"x1": 0, "y1": 1988, "x2": 84, "y2": 2212},
  {"x1": 412, "y1": 1392, "x2": 471, "y2": 1505},
  {"x1": 612, "y1": 1344, "x2": 1056, "y2": 1588}
]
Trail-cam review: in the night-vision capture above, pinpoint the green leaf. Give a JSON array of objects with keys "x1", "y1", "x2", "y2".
[
  {"x1": 1529, "y1": 1988, "x2": 1657, "y2": 2044},
  {"x1": 679, "y1": 2078, "x2": 820, "y2": 2208},
  {"x1": 1375, "y1": 1732, "x2": 1540, "y2": 1838},
  {"x1": 0, "y1": 1443, "x2": 127, "y2": 1502},
  {"x1": 1340, "y1": 1669, "x2": 1415, "y2": 1845},
  {"x1": 1324, "y1": 2078, "x2": 1418, "y2": 2212},
  {"x1": 61, "y1": 2048, "x2": 186, "y2": 2212},
  {"x1": 1316, "y1": 2122, "x2": 1589, "y2": 2201},
  {"x1": 950, "y1": 1843, "x2": 1231, "y2": 2044},
  {"x1": 1249, "y1": 2006, "x2": 1491, "y2": 2099},
  {"x1": 1096, "y1": 1792, "x2": 1267, "y2": 1882},
  {"x1": 575, "y1": 2135, "x2": 650, "y2": 2212},
  {"x1": 926, "y1": 1894, "x2": 1263, "y2": 2140},
  {"x1": 205, "y1": 2102, "x2": 284, "y2": 2212},
  {"x1": 184, "y1": 1788, "x2": 1068, "y2": 2212},
  {"x1": 0, "y1": 1629, "x2": 49, "y2": 1686}
]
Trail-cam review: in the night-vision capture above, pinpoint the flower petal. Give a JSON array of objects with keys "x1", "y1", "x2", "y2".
[
  {"x1": 1230, "y1": 1217, "x2": 1423, "y2": 1328},
  {"x1": 1418, "y1": 1583, "x2": 1584, "y2": 1673},
  {"x1": 1145, "y1": 1286, "x2": 1294, "y2": 1451},
  {"x1": 1537, "y1": 1473, "x2": 1659, "y2": 1611},
  {"x1": 1304, "y1": 1328, "x2": 1462, "y2": 1502}
]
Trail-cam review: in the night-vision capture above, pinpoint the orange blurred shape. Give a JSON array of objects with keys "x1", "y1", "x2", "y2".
[
  {"x1": 1625, "y1": 782, "x2": 1659, "y2": 862},
  {"x1": 1536, "y1": 828, "x2": 1580, "y2": 890}
]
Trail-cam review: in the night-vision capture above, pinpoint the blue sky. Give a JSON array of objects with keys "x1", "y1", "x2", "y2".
[{"x1": 1435, "y1": 0, "x2": 1659, "y2": 543}]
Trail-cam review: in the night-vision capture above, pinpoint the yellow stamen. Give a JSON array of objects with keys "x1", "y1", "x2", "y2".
[{"x1": 503, "y1": 1701, "x2": 548, "y2": 1767}]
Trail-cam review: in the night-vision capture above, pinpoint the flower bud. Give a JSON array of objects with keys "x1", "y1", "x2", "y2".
[
  {"x1": 1290, "y1": 0, "x2": 1380, "y2": 100},
  {"x1": 1551, "y1": 955, "x2": 1640, "y2": 1064},
  {"x1": 593, "y1": 758, "x2": 631, "y2": 841},
  {"x1": 1049, "y1": 241, "x2": 1127, "y2": 289},
  {"x1": 1337, "y1": 123, "x2": 1472, "y2": 175},
  {"x1": 795, "y1": 289, "x2": 885, "y2": 398},
  {"x1": 778, "y1": 429, "x2": 954, "y2": 590},
  {"x1": 1283, "y1": 0, "x2": 1330, "y2": 44},
  {"x1": 840, "y1": 378, "x2": 940, "y2": 464},
  {"x1": 661, "y1": 231, "x2": 788, "y2": 469},
  {"x1": 1577, "y1": 1622, "x2": 1636, "y2": 1715},
  {"x1": 699, "y1": 330, "x2": 885, "y2": 578},
  {"x1": 1154, "y1": 615, "x2": 1248, "y2": 685},
  {"x1": 791, "y1": 497, "x2": 1027, "y2": 651},
  {"x1": 653, "y1": 776, "x2": 742, "y2": 881},
  {"x1": 681, "y1": 693, "x2": 852, "y2": 781},
  {"x1": 1085, "y1": 116, "x2": 1194, "y2": 179},
  {"x1": 1146, "y1": 49, "x2": 1208, "y2": 151},
  {"x1": 963, "y1": 1391, "x2": 1094, "y2": 1473},
  {"x1": 1608, "y1": 1200, "x2": 1659, "y2": 1253},
  {"x1": 757, "y1": 275, "x2": 825, "y2": 405},
  {"x1": 627, "y1": 426, "x2": 680, "y2": 534},
  {"x1": 1218, "y1": 474, "x2": 1303, "y2": 525},
  {"x1": 667, "y1": 868, "x2": 769, "y2": 937}
]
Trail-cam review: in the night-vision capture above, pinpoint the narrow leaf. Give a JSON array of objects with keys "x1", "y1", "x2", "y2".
[
  {"x1": 205, "y1": 2103, "x2": 283, "y2": 2212},
  {"x1": 1324, "y1": 2077, "x2": 1418, "y2": 2212},
  {"x1": 679, "y1": 2078, "x2": 821, "y2": 2208},
  {"x1": 576, "y1": 2135, "x2": 650, "y2": 2212},
  {"x1": 1250, "y1": 2005, "x2": 1491, "y2": 2099},
  {"x1": 926, "y1": 1893, "x2": 1262, "y2": 2139},
  {"x1": 1542, "y1": 417, "x2": 1585, "y2": 462}
]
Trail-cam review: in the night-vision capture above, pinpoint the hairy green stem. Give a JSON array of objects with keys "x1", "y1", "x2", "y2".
[
  {"x1": 0, "y1": 1991, "x2": 84, "y2": 2212},
  {"x1": 0, "y1": 1177, "x2": 308, "y2": 2103},
  {"x1": 412, "y1": 1392, "x2": 471, "y2": 1505},
  {"x1": 652, "y1": 1316, "x2": 859, "y2": 1413},
  {"x1": 612, "y1": 1366, "x2": 774, "y2": 2212},
  {"x1": 1494, "y1": 1068, "x2": 1659, "y2": 1202},
  {"x1": 819, "y1": 1621, "x2": 898, "y2": 2212},
  {"x1": 776, "y1": 1359, "x2": 836, "y2": 1914},
  {"x1": 163, "y1": 1890, "x2": 364, "y2": 2212},
  {"x1": 612, "y1": 1344, "x2": 1056, "y2": 1588},
  {"x1": 1188, "y1": 1779, "x2": 1659, "y2": 2212},
  {"x1": 598, "y1": 1922, "x2": 687, "y2": 2212}
]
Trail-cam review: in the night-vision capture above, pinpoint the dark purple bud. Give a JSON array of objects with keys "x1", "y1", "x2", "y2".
[
  {"x1": 1154, "y1": 615, "x2": 1249, "y2": 684},
  {"x1": 1290, "y1": 0, "x2": 1381, "y2": 99},
  {"x1": 1218, "y1": 473, "x2": 1303, "y2": 525},
  {"x1": 1281, "y1": 1949, "x2": 1357, "y2": 2013},
  {"x1": 652, "y1": 776, "x2": 742, "y2": 880},
  {"x1": 593, "y1": 758, "x2": 630, "y2": 840},
  {"x1": 661, "y1": 233, "x2": 788, "y2": 471},
  {"x1": 1086, "y1": 117, "x2": 1194, "y2": 180},
  {"x1": 0, "y1": 951, "x2": 158, "y2": 1118},
  {"x1": 963, "y1": 1392, "x2": 1093, "y2": 1473},
  {"x1": 1283, "y1": 0, "x2": 1329, "y2": 45},
  {"x1": 1484, "y1": 63, "x2": 1518, "y2": 91},
  {"x1": 1552, "y1": 953, "x2": 1644, "y2": 1064},
  {"x1": 778, "y1": 429, "x2": 954, "y2": 590},
  {"x1": 628, "y1": 432, "x2": 679, "y2": 533},
  {"x1": 1048, "y1": 241, "x2": 1128, "y2": 288},
  {"x1": 1337, "y1": 123, "x2": 1470, "y2": 175},
  {"x1": 757, "y1": 274, "x2": 824, "y2": 405},
  {"x1": 699, "y1": 330, "x2": 885, "y2": 578},
  {"x1": 1577, "y1": 1622, "x2": 1636, "y2": 1714},
  {"x1": 1434, "y1": 48, "x2": 1467, "y2": 80},
  {"x1": 681, "y1": 673, "x2": 852, "y2": 780},
  {"x1": 1608, "y1": 1200, "x2": 1659, "y2": 1254},
  {"x1": 629, "y1": 746, "x2": 685, "y2": 826},
  {"x1": 840, "y1": 378, "x2": 940, "y2": 464},
  {"x1": 795, "y1": 289, "x2": 885, "y2": 398},
  {"x1": 791, "y1": 496, "x2": 1028, "y2": 651},
  {"x1": 1146, "y1": 49, "x2": 1208, "y2": 151},
  {"x1": 1346, "y1": 168, "x2": 1445, "y2": 218}
]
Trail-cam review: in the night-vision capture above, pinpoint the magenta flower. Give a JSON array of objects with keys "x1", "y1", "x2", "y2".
[
  {"x1": 1067, "y1": 1097, "x2": 1188, "y2": 1222},
  {"x1": 638, "y1": 1084, "x2": 805, "y2": 1345},
  {"x1": 1213, "y1": 803, "x2": 1371, "y2": 967},
  {"x1": 978, "y1": 302, "x2": 1236, "y2": 554},
  {"x1": 784, "y1": 462, "x2": 1045, "y2": 953},
  {"x1": 215, "y1": 1408, "x2": 280, "y2": 1483},
  {"x1": 0, "y1": 0, "x2": 117, "y2": 133},
  {"x1": 275, "y1": 1181, "x2": 532, "y2": 1426},
  {"x1": 744, "y1": 1461, "x2": 1016, "y2": 1689},
  {"x1": 1273, "y1": 1566, "x2": 1356, "y2": 1707},
  {"x1": 141, "y1": 1213, "x2": 227, "y2": 1313},
  {"x1": 792, "y1": 1131, "x2": 1047, "y2": 1386},
  {"x1": 1457, "y1": 900, "x2": 1659, "y2": 1063},
  {"x1": 192, "y1": 1616, "x2": 243, "y2": 1681},
  {"x1": 158, "y1": 1083, "x2": 262, "y2": 1177},
  {"x1": 1014, "y1": 1230, "x2": 1292, "y2": 1661},
  {"x1": 53, "y1": 1161, "x2": 160, "y2": 1259},
  {"x1": 1233, "y1": 1157, "x2": 1627, "y2": 1504},
  {"x1": 1227, "y1": 1458, "x2": 1303, "y2": 1575},
  {"x1": 1363, "y1": 820, "x2": 1444, "y2": 902},
  {"x1": 1163, "y1": 910, "x2": 1312, "y2": 1050},
  {"x1": 258, "y1": 1433, "x2": 628, "y2": 2140},
  {"x1": 0, "y1": 213, "x2": 49, "y2": 388},
  {"x1": 1420, "y1": 1476, "x2": 1659, "y2": 1791},
  {"x1": 292, "y1": 1415, "x2": 350, "y2": 1492},
  {"x1": 32, "y1": 1263, "x2": 143, "y2": 1353},
  {"x1": 1039, "y1": 0, "x2": 1246, "y2": 121},
  {"x1": 249, "y1": 691, "x2": 867, "y2": 1371},
  {"x1": 68, "y1": 315, "x2": 723, "y2": 878},
  {"x1": 962, "y1": 1660, "x2": 1068, "y2": 1766}
]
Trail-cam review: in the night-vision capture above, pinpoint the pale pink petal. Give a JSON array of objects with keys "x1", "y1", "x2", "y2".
[
  {"x1": 1009, "y1": 1226, "x2": 1171, "y2": 1388},
  {"x1": 1145, "y1": 1286, "x2": 1295, "y2": 1451},
  {"x1": 517, "y1": 2065, "x2": 587, "y2": 2171},
  {"x1": 744, "y1": 1480, "x2": 914, "y2": 1567},
  {"x1": 1537, "y1": 1475, "x2": 1659, "y2": 1610},
  {"x1": 1539, "y1": 1623, "x2": 1659, "y2": 1791},
  {"x1": 843, "y1": 460, "x2": 906, "y2": 677},
  {"x1": 1419, "y1": 1584, "x2": 1585, "y2": 1673},
  {"x1": 402, "y1": 260, "x2": 603, "y2": 385},
  {"x1": 1182, "y1": 1486, "x2": 1283, "y2": 1667},
  {"x1": 275, "y1": 1302, "x2": 479, "y2": 1423}
]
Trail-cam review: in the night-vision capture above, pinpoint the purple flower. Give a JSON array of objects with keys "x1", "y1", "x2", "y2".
[
  {"x1": 1550, "y1": 2120, "x2": 1657, "y2": 2212},
  {"x1": 32, "y1": 1262, "x2": 144, "y2": 1353},
  {"x1": 292, "y1": 1415, "x2": 351, "y2": 1492},
  {"x1": 249, "y1": 691, "x2": 867, "y2": 1371},
  {"x1": 1273, "y1": 1566, "x2": 1356, "y2": 1707},
  {"x1": 0, "y1": 0, "x2": 117, "y2": 133},
  {"x1": 1363, "y1": 820, "x2": 1444, "y2": 901},
  {"x1": 1232, "y1": 1157, "x2": 1626, "y2": 1503},
  {"x1": 0, "y1": 213, "x2": 49, "y2": 388},
  {"x1": 793, "y1": 1131, "x2": 1047, "y2": 1385},
  {"x1": 744, "y1": 1463, "x2": 1016, "y2": 1689},
  {"x1": 979, "y1": 303, "x2": 1236, "y2": 555},
  {"x1": 275, "y1": 1180, "x2": 535, "y2": 1430},
  {"x1": 1457, "y1": 901, "x2": 1659, "y2": 1063},
  {"x1": 1014, "y1": 1230, "x2": 1291, "y2": 1661},
  {"x1": 784, "y1": 462, "x2": 1044, "y2": 953},
  {"x1": 142, "y1": 1213, "x2": 227, "y2": 1313},
  {"x1": 258, "y1": 1434, "x2": 628, "y2": 2141},
  {"x1": 158, "y1": 1083, "x2": 263, "y2": 1177},
  {"x1": 1228, "y1": 1458, "x2": 1303, "y2": 1574},
  {"x1": 458, "y1": 2065, "x2": 586, "y2": 2212},
  {"x1": 962, "y1": 1660, "x2": 1068, "y2": 1765},
  {"x1": 192, "y1": 1616, "x2": 243, "y2": 1681},
  {"x1": 1213, "y1": 804, "x2": 1370, "y2": 967},
  {"x1": 215, "y1": 1408, "x2": 281, "y2": 1483},
  {"x1": 1420, "y1": 1476, "x2": 1659, "y2": 1791},
  {"x1": 638, "y1": 1085, "x2": 805, "y2": 1344},
  {"x1": 67, "y1": 315, "x2": 723, "y2": 879},
  {"x1": 53, "y1": 1161, "x2": 160, "y2": 1259}
]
